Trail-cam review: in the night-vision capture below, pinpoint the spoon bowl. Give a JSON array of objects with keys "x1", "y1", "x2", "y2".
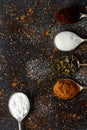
[
  {"x1": 53, "y1": 78, "x2": 87, "y2": 100},
  {"x1": 54, "y1": 7, "x2": 87, "y2": 24},
  {"x1": 8, "y1": 92, "x2": 30, "y2": 130},
  {"x1": 54, "y1": 31, "x2": 87, "y2": 51}
]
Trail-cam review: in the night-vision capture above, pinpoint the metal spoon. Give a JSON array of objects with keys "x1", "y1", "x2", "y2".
[
  {"x1": 54, "y1": 31, "x2": 87, "y2": 51},
  {"x1": 54, "y1": 55, "x2": 87, "y2": 76},
  {"x1": 54, "y1": 7, "x2": 87, "y2": 24},
  {"x1": 8, "y1": 92, "x2": 30, "y2": 130},
  {"x1": 53, "y1": 78, "x2": 87, "y2": 100},
  {"x1": 80, "y1": 13, "x2": 87, "y2": 19}
]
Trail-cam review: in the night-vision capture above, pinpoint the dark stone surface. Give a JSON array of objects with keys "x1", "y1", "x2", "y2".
[{"x1": 0, "y1": 0, "x2": 87, "y2": 130}]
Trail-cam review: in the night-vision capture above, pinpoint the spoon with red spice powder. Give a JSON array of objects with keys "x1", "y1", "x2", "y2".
[
  {"x1": 54, "y1": 7, "x2": 87, "y2": 24},
  {"x1": 53, "y1": 78, "x2": 87, "y2": 100}
]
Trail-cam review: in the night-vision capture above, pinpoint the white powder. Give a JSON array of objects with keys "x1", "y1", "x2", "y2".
[
  {"x1": 8, "y1": 92, "x2": 30, "y2": 121},
  {"x1": 54, "y1": 31, "x2": 83, "y2": 51},
  {"x1": 26, "y1": 59, "x2": 50, "y2": 80}
]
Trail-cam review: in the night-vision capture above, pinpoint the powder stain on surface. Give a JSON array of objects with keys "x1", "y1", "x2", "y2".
[
  {"x1": 20, "y1": 15, "x2": 26, "y2": 21},
  {"x1": 28, "y1": 8, "x2": 34, "y2": 15},
  {"x1": 26, "y1": 59, "x2": 51, "y2": 81},
  {"x1": 6, "y1": 20, "x2": 21, "y2": 33},
  {"x1": 10, "y1": 78, "x2": 20, "y2": 88}
]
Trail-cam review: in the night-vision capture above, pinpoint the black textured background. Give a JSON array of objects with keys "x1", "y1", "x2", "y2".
[{"x1": 0, "y1": 0, "x2": 87, "y2": 130}]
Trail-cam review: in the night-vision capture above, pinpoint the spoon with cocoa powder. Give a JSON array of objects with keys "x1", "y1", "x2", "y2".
[
  {"x1": 54, "y1": 7, "x2": 87, "y2": 24},
  {"x1": 53, "y1": 79, "x2": 87, "y2": 100}
]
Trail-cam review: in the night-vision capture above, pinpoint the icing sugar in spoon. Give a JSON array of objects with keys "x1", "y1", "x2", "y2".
[
  {"x1": 8, "y1": 92, "x2": 30, "y2": 130},
  {"x1": 54, "y1": 31, "x2": 87, "y2": 51},
  {"x1": 53, "y1": 78, "x2": 87, "y2": 100},
  {"x1": 54, "y1": 7, "x2": 87, "y2": 24}
]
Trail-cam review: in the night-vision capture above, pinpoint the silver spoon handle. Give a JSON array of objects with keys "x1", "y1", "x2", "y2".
[
  {"x1": 80, "y1": 86, "x2": 87, "y2": 90},
  {"x1": 18, "y1": 121, "x2": 22, "y2": 130},
  {"x1": 79, "y1": 63, "x2": 87, "y2": 66},
  {"x1": 80, "y1": 13, "x2": 87, "y2": 19},
  {"x1": 82, "y1": 87, "x2": 87, "y2": 89},
  {"x1": 83, "y1": 39, "x2": 87, "y2": 42}
]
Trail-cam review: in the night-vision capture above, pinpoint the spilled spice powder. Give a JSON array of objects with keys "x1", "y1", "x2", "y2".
[
  {"x1": 54, "y1": 7, "x2": 80, "y2": 24},
  {"x1": 10, "y1": 78, "x2": 20, "y2": 87},
  {"x1": 6, "y1": 20, "x2": 21, "y2": 32},
  {"x1": 53, "y1": 79, "x2": 80, "y2": 99},
  {"x1": 20, "y1": 15, "x2": 26, "y2": 21},
  {"x1": 28, "y1": 8, "x2": 34, "y2": 15},
  {"x1": 45, "y1": 30, "x2": 51, "y2": 36}
]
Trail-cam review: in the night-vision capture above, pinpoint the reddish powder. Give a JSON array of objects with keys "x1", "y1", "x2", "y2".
[{"x1": 53, "y1": 79, "x2": 80, "y2": 99}]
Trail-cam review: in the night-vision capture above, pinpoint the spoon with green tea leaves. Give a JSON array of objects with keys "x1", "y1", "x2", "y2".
[
  {"x1": 54, "y1": 6, "x2": 87, "y2": 24},
  {"x1": 54, "y1": 31, "x2": 87, "y2": 51},
  {"x1": 53, "y1": 78, "x2": 87, "y2": 100},
  {"x1": 54, "y1": 55, "x2": 87, "y2": 76}
]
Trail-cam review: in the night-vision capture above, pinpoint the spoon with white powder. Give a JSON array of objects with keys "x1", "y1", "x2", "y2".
[
  {"x1": 54, "y1": 31, "x2": 87, "y2": 51},
  {"x1": 8, "y1": 92, "x2": 30, "y2": 130}
]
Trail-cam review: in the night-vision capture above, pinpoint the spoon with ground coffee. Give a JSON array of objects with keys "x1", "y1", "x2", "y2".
[
  {"x1": 53, "y1": 78, "x2": 87, "y2": 100},
  {"x1": 54, "y1": 55, "x2": 87, "y2": 76},
  {"x1": 54, "y1": 7, "x2": 87, "y2": 24}
]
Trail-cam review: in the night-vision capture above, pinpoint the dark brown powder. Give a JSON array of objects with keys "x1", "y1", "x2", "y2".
[{"x1": 54, "y1": 7, "x2": 80, "y2": 24}]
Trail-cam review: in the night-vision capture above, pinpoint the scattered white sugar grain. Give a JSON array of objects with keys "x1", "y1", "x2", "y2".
[
  {"x1": 26, "y1": 59, "x2": 50, "y2": 80},
  {"x1": 8, "y1": 92, "x2": 30, "y2": 121},
  {"x1": 54, "y1": 31, "x2": 83, "y2": 51}
]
